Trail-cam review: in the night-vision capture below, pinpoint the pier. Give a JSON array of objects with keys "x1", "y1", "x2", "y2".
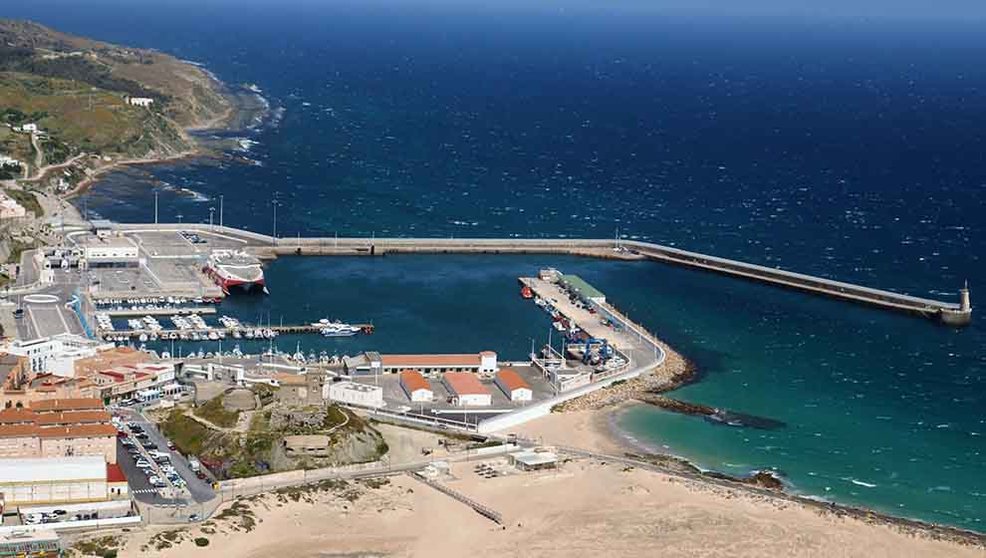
[
  {"x1": 97, "y1": 323, "x2": 375, "y2": 341},
  {"x1": 99, "y1": 306, "x2": 217, "y2": 317},
  {"x1": 107, "y1": 224, "x2": 972, "y2": 326}
]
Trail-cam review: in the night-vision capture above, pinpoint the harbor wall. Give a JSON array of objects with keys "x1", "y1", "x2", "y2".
[{"x1": 111, "y1": 224, "x2": 971, "y2": 326}]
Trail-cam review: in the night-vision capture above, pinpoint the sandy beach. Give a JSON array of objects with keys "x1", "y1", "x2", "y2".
[
  {"x1": 96, "y1": 451, "x2": 980, "y2": 558},
  {"x1": 64, "y1": 409, "x2": 981, "y2": 558}
]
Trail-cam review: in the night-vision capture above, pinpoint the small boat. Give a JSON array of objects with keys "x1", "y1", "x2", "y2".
[{"x1": 520, "y1": 285, "x2": 533, "y2": 299}]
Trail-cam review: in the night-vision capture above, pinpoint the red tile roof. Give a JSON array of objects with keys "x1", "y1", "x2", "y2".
[
  {"x1": 30, "y1": 398, "x2": 103, "y2": 413},
  {"x1": 106, "y1": 463, "x2": 127, "y2": 483},
  {"x1": 443, "y1": 372, "x2": 490, "y2": 396},
  {"x1": 382, "y1": 354, "x2": 481, "y2": 367},
  {"x1": 496, "y1": 368, "x2": 531, "y2": 392},
  {"x1": 0, "y1": 424, "x2": 38, "y2": 438},
  {"x1": 36, "y1": 424, "x2": 117, "y2": 439},
  {"x1": 0, "y1": 409, "x2": 36, "y2": 424},
  {"x1": 399, "y1": 370, "x2": 432, "y2": 393}
]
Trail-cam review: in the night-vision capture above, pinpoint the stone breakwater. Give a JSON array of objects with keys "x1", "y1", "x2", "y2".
[{"x1": 554, "y1": 341, "x2": 696, "y2": 413}]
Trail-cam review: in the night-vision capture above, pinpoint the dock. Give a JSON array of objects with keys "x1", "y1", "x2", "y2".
[
  {"x1": 98, "y1": 306, "x2": 217, "y2": 317},
  {"x1": 97, "y1": 323, "x2": 375, "y2": 341},
  {"x1": 106, "y1": 224, "x2": 972, "y2": 326}
]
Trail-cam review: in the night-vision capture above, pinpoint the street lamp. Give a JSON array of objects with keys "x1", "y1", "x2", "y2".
[
  {"x1": 219, "y1": 195, "x2": 224, "y2": 229},
  {"x1": 177, "y1": 213, "x2": 183, "y2": 225},
  {"x1": 271, "y1": 193, "x2": 281, "y2": 246},
  {"x1": 209, "y1": 207, "x2": 215, "y2": 229}
]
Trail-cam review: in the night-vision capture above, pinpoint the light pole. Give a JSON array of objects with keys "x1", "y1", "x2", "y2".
[
  {"x1": 177, "y1": 213, "x2": 183, "y2": 225},
  {"x1": 219, "y1": 195, "x2": 224, "y2": 229},
  {"x1": 154, "y1": 191, "x2": 159, "y2": 224},
  {"x1": 209, "y1": 207, "x2": 215, "y2": 229},
  {"x1": 271, "y1": 193, "x2": 281, "y2": 247}
]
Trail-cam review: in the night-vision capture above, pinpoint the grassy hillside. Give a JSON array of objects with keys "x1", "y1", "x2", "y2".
[{"x1": 0, "y1": 19, "x2": 228, "y2": 180}]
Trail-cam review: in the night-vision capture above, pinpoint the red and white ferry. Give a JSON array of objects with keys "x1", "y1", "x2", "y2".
[{"x1": 203, "y1": 250, "x2": 266, "y2": 294}]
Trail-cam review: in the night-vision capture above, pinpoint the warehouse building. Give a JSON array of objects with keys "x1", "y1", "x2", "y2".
[
  {"x1": 399, "y1": 370, "x2": 433, "y2": 403},
  {"x1": 495, "y1": 369, "x2": 533, "y2": 402},
  {"x1": 345, "y1": 351, "x2": 498, "y2": 376},
  {"x1": 326, "y1": 381, "x2": 384, "y2": 408},
  {"x1": 442, "y1": 372, "x2": 492, "y2": 407},
  {"x1": 0, "y1": 456, "x2": 110, "y2": 505}
]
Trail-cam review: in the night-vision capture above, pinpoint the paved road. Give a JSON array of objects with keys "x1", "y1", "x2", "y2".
[{"x1": 113, "y1": 407, "x2": 216, "y2": 505}]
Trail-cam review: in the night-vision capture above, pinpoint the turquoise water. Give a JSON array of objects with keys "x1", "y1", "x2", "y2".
[{"x1": 4, "y1": 0, "x2": 984, "y2": 531}]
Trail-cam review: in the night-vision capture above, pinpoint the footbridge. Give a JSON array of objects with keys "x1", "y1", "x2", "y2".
[{"x1": 111, "y1": 223, "x2": 972, "y2": 326}]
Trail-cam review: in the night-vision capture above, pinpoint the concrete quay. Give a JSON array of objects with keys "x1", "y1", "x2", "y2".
[{"x1": 109, "y1": 223, "x2": 972, "y2": 326}]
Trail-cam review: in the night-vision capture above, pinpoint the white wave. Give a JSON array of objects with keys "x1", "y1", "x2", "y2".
[
  {"x1": 850, "y1": 479, "x2": 877, "y2": 488},
  {"x1": 178, "y1": 188, "x2": 210, "y2": 203}
]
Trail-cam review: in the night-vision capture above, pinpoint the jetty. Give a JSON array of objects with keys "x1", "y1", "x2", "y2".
[{"x1": 106, "y1": 224, "x2": 973, "y2": 326}]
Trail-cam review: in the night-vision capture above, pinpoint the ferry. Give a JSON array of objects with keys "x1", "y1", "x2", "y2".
[{"x1": 203, "y1": 250, "x2": 266, "y2": 295}]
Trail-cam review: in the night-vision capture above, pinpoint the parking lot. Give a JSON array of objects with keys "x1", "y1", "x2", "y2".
[{"x1": 113, "y1": 408, "x2": 216, "y2": 506}]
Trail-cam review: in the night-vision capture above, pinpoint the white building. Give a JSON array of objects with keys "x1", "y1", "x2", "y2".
[
  {"x1": 399, "y1": 370, "x2": 433, "y2": 403},
  {"x1": 0, "y1": 456, "x2": 109, "y2": 505},
  {"x1": 127, "y1": 97, "x2": 154, "y2": 107},
  {"x1": 14, "y1": 123, "x2": 38, "y2": 133},
  {"x1": 443, "y1": 372, "x2": 492, "y2": 407},
  {"x1": 81, "y1": 235, "x2": 139, "y2": 267},
  {"x1": 7, "y1": 334, "x2": 112, "y2": 377},
  {"x1": 495, "y1": 369, "x2": 533, "y2": 402},
  {"x1": 325, "y1": 381, "x2": 384, "y2": 408}
]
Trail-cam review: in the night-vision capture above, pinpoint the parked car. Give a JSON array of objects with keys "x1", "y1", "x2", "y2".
[
  {"x1": 135, "y1": 459, "x2": 152, "y2": 468},
  {"x1": 142, "y1": 442, "x2": 158, "y2": 450},
  {"x1": 23, "y1": 513, "x2": 44, "y2": 525}
]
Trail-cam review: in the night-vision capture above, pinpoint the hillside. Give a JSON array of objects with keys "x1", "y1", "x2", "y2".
[{"x1": 0, "y1": 19, "x2": 230, "y2": 180}]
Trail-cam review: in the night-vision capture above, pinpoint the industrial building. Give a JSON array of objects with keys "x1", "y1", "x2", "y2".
[
  {"x1": 325, "y1": 381, "x2": 384, "y2": 408},
  {"x1": 344, "y1": 351, "x2": 498, "y2": 376},
  {"x1": 495, "y1": 369, "x2": 533, "y2": 402},
  {"x1": 399, "y1": 370, "x2": 433, "y2": 403},
  {"x1": 0, "y1": 456, "x2": 112, "y2": 505},
  {"x1": 442, "y1": 373, "x2": 492, "y2": 407}
]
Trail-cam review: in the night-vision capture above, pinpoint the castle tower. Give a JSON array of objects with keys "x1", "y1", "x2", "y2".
[{"x1": 960, "y1": 281, "x2": 971, "y2": 312}]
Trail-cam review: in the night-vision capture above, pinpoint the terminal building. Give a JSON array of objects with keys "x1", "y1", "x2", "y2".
[
  {"x1": 78, "y1": 232, "x2": 140, "y2": 268},
  {"x1": 442, "y1": 372, "x2": 492, "y2": 407},
  {"x1": 344, "y1": 351, "x2": 498, "y2": 377}
]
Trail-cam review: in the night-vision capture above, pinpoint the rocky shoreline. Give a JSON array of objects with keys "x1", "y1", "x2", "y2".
[{"x1": 554, "y1": 339, "x2": 697, "y2": 413}]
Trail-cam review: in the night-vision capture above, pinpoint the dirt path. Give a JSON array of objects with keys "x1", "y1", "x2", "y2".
[{"x1": 30, "y1": 131, "x2": 43, "y2": 170}]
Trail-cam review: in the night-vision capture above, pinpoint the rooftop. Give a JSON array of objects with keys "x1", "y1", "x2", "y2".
[
  {"x1": 496, "y1": 368, "x2": 531, "y2": 392},
  {"x1": 443, "y1": 372, "x2": 490, "y2": 396},
  {"x1": 511, "y1": 450, "x2": 559, "y2": 467},
  {"x1": 30, "y1": 397, "x2": 103, "y2": 412},
  {"x1": 0, "y1": 456, "x2": 106, "y2": 483},
  {"x1": 561, "y1": 274, "x2": 606, "y2": 301},
  {"x1": 399, "y1": 370, "x2": 432, "y2": 392},
  {"x1": 382, "y1": 353, "x2": 483, "y2": 367}
]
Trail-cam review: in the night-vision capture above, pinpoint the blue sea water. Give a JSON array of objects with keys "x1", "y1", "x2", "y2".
[{"x1": 5, "y1": 1, "x2": 985, "y2": 530}]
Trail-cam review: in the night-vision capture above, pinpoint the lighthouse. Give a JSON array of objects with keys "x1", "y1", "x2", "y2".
[{"x1": 960, "y1": 281, "x2": 971, "y2": 313}]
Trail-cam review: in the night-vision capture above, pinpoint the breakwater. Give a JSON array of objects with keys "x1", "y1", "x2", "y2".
[{"x1": 111, "y1": 224, "x2": 972, "y2": 326}]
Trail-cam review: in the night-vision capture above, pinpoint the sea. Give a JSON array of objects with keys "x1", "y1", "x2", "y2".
[{"x1": 5, "y1": 1, "x2": 984, "y2": 531}]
